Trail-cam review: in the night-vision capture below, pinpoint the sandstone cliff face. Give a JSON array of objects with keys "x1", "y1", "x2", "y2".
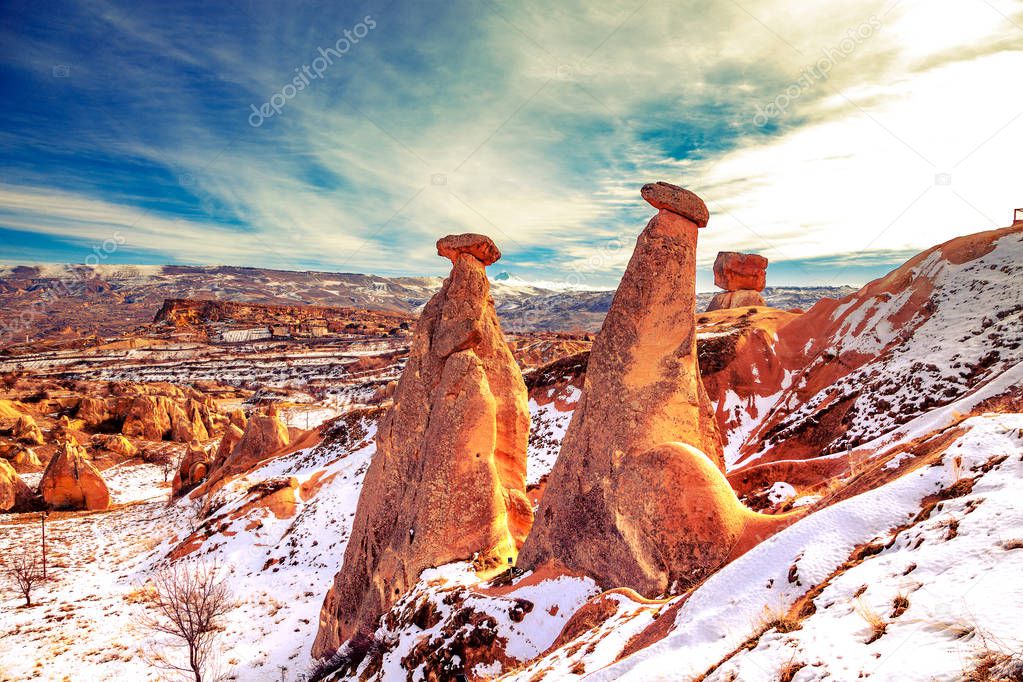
[
  {"x1": 312, "y1": 234, "x2": 531, "y2": 658},
  {"x1": 38, "y1": 437, "x2": 110, "y2": 511},
  {"x1": 0, "y1": 458, "x2": 33, "y2": 512},
  {"x1": 518, "y1": 184, "x2": 740, "y2": 596}
]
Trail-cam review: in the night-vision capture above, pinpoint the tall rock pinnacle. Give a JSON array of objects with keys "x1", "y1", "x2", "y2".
[
  {"x1": 518, "y1": 183, "x2": 790, "y2": 596},
  {"x1": 312, "y1": 233, "x2": 532, "y2": 658}
]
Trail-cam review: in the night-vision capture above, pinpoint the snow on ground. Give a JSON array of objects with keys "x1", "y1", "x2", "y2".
[
  {"x1": 363, "y1": 563, "x2": 601, "y2": 681},
  {"x1": 526, "y1": 385, "x2": 579, "y2": 485},
  {"x1": 0, "y1": 464, "x2": 194, "y2": 682},
  {"x1": 553, "y1": 414, "x2": 1023, "y2": 681},
  {"x1": 0, "y1": 419, "x2": 377, "y2": 682},
  {"x1": 757, "y1": 230, "x2": 1023, "y2": 457}
]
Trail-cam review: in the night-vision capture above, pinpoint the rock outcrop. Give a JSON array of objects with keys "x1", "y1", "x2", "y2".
[
  {"x1": 172, "y1": 442, "x2": 211, "y2": 496},
  {"x1": 201, "y1": 408, "x2": 290, "y2": 491},
  {"x1": 13, "y1": 414, "x2": 44, "y2": 446},
  {"x1": 122, "y1": 395, "x2": 214, "y2": 443},
  {"x1": 707, "y1": 251, "x2": 768, "y2": 311},
  {"x1": 212, "y1": 423, "x2": 244, "y2": 469},
  {"x1": 313, "y1": 233, "x2": 532, "y2": 658},
  {"x1": 39, "y1": 437, "x2": 111, "y2": 511},
  {"x1": 519, "y1": 183, "x2": 758, "y2": 596},
  {"x1": 92, "y1": 434, "x2": 138, "y2": 458},
  {"x1": 0, "y1": 458, "x2": 33, "y2": 512}
]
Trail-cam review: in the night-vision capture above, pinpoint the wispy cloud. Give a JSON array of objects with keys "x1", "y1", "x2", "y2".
[{"x1": 1, "y1": 0, "x2": 1021, "y2": 286}]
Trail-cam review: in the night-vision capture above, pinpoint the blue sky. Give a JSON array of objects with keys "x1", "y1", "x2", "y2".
[{"x1": 1, "y1": 0, "x2": 1022, "y2": 290}]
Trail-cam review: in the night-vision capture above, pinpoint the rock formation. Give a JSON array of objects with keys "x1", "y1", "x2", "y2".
[
  {"x1": 172, "y1": 442, "x2": 211, "y2": 496},
  {"x1": 212, "y1": 423, "x2": 244, "y2": 469},
  {"x1": 313, "y1": 233, "x2": 532, "y2": 658},
  {"x1": 39, "y1": 436, "x2": 111, "y2": 511},
  {"x1": 0, "y1": 458, "x2": 33, "y2": 512},
  {"x1": 201, "y1": 408, "x2": 290, "y2": 491},
  {"x1": 93, "y1": 434, "x2": 138, "y2": 458},
  {"x1": 707, "y1": 251, "x2": 768, "y2": 311},
  {"x1": 4, "y1": 446, "x2": 41, "y2": 468},
  {"x1": 13, "y1": 414, "x2": 44, "y2": 446},
  {"x1": 519, "y1": 183, "x2": 776, "y2": 596},
  {"x1": 122, "y1": 395, "x2": 214, "y2": 443}
]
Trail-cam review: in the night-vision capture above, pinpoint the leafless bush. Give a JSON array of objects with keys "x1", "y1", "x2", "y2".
[
  {"x1": 3, "y1": 552, "x2": 44, "y2": 606},
  {"x1": 136, "y1": 560, "x2": 234, "y2": 681}
]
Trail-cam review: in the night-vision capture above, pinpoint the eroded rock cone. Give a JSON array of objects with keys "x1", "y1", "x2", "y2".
[
  {"x1": 0, "y1": 458, "x2": 33, "y2": 512},
  {"x1": 39, "y1": 436, "x2": 110, "y2": 511},
  {"x1": 312, "y1": 233, "x2": 531, "y2": 658},
  {"x1": 518, "y1": 184, "x2": 731, "y2": 596}
]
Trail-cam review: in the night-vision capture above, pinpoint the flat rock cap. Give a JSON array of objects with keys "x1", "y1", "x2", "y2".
[
  {"x1": 641, "y1": 182, "x2": 710, "y2": 227},
  {"x1": 437, "y1": 233, "x2": 502, "y2": 266}
]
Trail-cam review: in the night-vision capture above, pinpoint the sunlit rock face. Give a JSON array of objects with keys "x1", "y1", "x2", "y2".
[
  {"x1": 519, "y1": 184, "x2": 751, "y2": 597},
  {"x1": 312, "y1": 233, "x2": 531, "y2": 658}
]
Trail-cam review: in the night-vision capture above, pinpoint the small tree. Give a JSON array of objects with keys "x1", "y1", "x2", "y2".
[
  {"x1": 4, "y1": 553, "x2": 44, "y2": 606},
  {"x1": 138, "y1": 561, "x2": 234, "y2": 682}
]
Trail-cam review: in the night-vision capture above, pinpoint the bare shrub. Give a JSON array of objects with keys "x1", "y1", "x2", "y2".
[
  {"x1": 136, "y1": 561, "x2": 234, "y2": 682},
  {"x1": 3, "y1": 553, "x2": 44, "y2": 606}
]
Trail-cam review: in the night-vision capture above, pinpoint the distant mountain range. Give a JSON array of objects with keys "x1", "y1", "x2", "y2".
[{"x1": 0, "y1": 264, "x2": 857, "y2": 344}]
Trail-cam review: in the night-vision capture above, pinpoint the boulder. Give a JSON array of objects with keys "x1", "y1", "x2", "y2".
[
  {"x1": 92, "y1": 434, "x2": 138, "y2": 459},
  {"x1": 436, "y1": 233, "x2": 502, "y2": 266},
  {"x1": 0, "y1": 459, "x2": 33, "y2": 512},
  {"x1": 39, "y1": 437, "x2": 111, "y2": 511},
  {"x1": 706, "y1": 289, "x2": 766, "y2": 311},
  {"x1": 640, "y1": 181, "x2": 710, "y2": 227},
  {"x1": 518, "y1": 184, "x2": 728, "y2": 596},
  {"x1": 313, "y1": 233, "x2": 531, "y2": 658},
  {"x1": 13, "y1": 414, "x2": 44, "y2": 446},
  {"x1": 713, "y1": 251, "x2": 768, "y2": 292},
  {"x1": 5, "y1": 446, "x2": 41, "y2": 468},
  {"x1": 609, "y1": 443, "x2": 802, "y2": 590}
]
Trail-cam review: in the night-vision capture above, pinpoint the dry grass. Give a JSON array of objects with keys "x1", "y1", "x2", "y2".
[
  {"x1": 854, "y1": 599, "x2": 888, "y2": 644},
  {"x1": 891, "y1": 593, "x2": 910, "y2": 619},
  {"x1": 779, "y1": 659, "x2": 807, "y2": 682}
]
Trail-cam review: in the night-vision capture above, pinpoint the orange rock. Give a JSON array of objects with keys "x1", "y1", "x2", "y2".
[
  {"x1": 640, "y1": 181, "x2": 710, "y2": 227},
  {"x1": 313, "y1": 233, "x2": 531, "y2": 658},
  {"x1": 172, "y1": 442, "x2": 210, "y2": 496},
  {"x1": 436, "y1": 232, "x2": 502, "y2": 266},
  {"x1": 611, "y1": 443, "x2": 802, "y2": 591},
  {"x1": 76, "y1": 397, "x2": 113, "y2": 429},
  {"x1": 518, "y1": 185, "x2": 726, "y2": 596},
  {"x1": 0, "y1": 458, "x2": 33, "y2": 512},
  {"x1": 713, "y1": 251, "x2": 768, "y2": 292},
  {"x1": 203, "y1": 409, "x2": 290, "y2": 490},
  {"x1": 91, "y1": 434, "x2": 138, "y2": 458},
  {"x1": 212, "y1": 423, "x2": 244, "y2": 469},
  {"x1": 122, "y1": 395, "x2": 173, "y2": 441},
  {"x1": 39, "y1": 437, "x2": 110, "y2": 511},
  {"x1": 706, "y1": 289, "x2": 766, "y2": 311},
  {"x1": 12, "y1": 414, "x2": 44, "y2": 446}
]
